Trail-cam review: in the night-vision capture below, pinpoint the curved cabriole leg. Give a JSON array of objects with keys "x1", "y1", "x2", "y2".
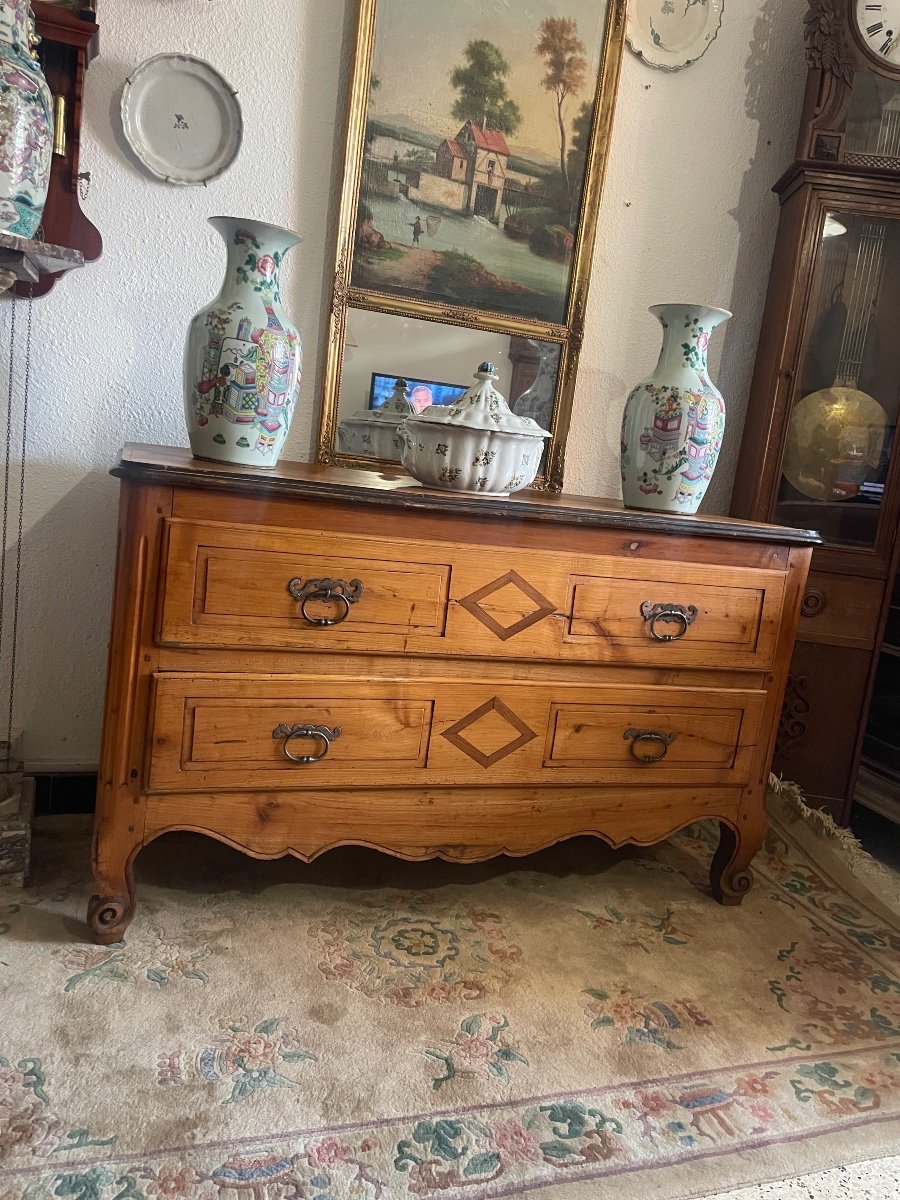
[
  {"x1": 710, "y1": 821, "x2": 757, "y2": 906},
  {"x1": 88, "y1": 842, "x2": 138, "y2": 944},
  {"x1": 88, "y1": 888, "x2": 134, "y2": 945}
]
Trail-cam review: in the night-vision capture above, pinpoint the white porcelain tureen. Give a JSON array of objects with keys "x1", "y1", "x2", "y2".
[
  {"x1": 398, "y1": 362, "x2": 551, "y2": 495},
  {"x1": 337, "y1": 377, "x2": 417, "y2": 462}
]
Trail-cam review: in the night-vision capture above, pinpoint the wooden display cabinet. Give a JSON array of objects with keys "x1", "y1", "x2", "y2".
[{"x1": 732, "y1": 1, "x2": 900, "y2": 823}]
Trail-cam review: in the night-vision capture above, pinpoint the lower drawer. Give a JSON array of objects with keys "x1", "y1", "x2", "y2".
[{"x1": 148, "y1": 673, "x2": 767, "y2": 791}]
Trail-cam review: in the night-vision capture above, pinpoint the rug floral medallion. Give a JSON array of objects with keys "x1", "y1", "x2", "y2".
[{"x1": 1, "y1": 796, "x2": 899, "y2": 1200}]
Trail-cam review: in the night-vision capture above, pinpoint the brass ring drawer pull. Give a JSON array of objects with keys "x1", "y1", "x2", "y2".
[
  {"x1": 640, "y1": 602, "x2": 698, "y2": 642},
  {"x1": 287, "y1": 577, "x2": 363, "y2": 626},
  {"x1": 273, "y1": 723, "x2": 342, "y2": 764},
  {"x1": 624, "y1": 727, "x2": 676, "y2": 764}
]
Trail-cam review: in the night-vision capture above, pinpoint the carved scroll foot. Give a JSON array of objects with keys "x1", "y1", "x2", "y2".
[
  {"x1": 710, "y1": 821, "x2": 757, "y2": 906},
  {"x1": 87, "y1": 872, "x2": 135, "y2": 944}
]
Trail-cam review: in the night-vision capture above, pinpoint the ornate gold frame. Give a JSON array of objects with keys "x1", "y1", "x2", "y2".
[{"x1": 316, "y1": 0, "x2": 626, "y2": 491}]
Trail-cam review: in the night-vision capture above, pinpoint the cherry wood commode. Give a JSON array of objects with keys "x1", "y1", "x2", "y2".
[{"x1": 88, "y1": 445, "x2": 820, "y2": 943}]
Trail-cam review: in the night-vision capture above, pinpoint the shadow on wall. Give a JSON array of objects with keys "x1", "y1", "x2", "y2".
[
  {"x1": 2, "y1": 466, "x2": 119, "y2": 769},
  {"x1": 709, "y1": 0, "x2": 806, "y2": 513}
]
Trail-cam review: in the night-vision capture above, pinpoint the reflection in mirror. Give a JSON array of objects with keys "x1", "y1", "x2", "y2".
[{"x1": 335, "y1": 307, "x2": 562, "y2": 466}]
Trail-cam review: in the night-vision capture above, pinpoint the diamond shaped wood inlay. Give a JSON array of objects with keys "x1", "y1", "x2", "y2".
[
  {"x1": 458, "y1": 570, "x2": 556, "y2": 641},
  {"x1": 441, "y1": 696, "x2": 537, "y2": 768}
]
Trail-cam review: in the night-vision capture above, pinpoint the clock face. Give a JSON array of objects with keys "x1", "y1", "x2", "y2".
[{"x1": 856, "y1": 1, "x2": 900, "y2": 67}]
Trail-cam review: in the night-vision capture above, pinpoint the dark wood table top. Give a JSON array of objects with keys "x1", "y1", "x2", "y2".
[{"x1": 114, "y1": 444, "x2": 823, "y2": 547}]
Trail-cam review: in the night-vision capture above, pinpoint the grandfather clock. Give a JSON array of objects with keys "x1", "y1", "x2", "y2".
[{"x1": 732, "y1": 0, "x2": 900, "y2": 822}]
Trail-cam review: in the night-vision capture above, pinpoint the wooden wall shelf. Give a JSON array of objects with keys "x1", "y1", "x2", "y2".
[{"x1": 0, "y1": 231, "x2": 83, "y2": 290}]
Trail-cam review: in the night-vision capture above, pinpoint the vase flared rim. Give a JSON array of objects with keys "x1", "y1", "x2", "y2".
[
  {"x1": 208, "y1": 215, "x2": 303, "y2": 246},
  {"x1": 649, "y1": 302, "x2": 732, "y2": 321}
]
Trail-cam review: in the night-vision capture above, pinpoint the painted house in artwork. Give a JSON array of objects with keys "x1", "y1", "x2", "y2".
[
  {"x1": 434, "y1": 138, "x2": 467, "y2": 183},
  {"x1": 455, "y1": 120, "x2": 509, "y2": 220},
  {"x1": 409, "y1": 119, "x2": 510, "y2": 222}
]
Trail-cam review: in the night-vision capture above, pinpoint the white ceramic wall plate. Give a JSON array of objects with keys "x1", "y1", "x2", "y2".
[
  {"x1": 121, "y1": 54, "x2": 242, "y2": 185},
  {"x1": 626, "y1": 0, "x2": 724, "y2": 71}
]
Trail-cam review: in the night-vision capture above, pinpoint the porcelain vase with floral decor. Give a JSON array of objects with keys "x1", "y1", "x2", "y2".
[
  {"x1": 184, "y1": 216, "x2": 302, "y2": 468},
  {"x1": 0, "y1": 0, "x2": 53, "y2": 237},
  {"x1": 620, "y1": 303, "x2": 731, "y2": 514}
]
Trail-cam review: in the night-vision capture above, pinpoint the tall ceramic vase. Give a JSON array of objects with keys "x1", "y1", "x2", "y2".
[
  {"x1": 0, "y1": 0, "x2": 53, "y2": 237},
  {"x1": 620, "y1": 303, "x2": 731, "y2": 514},
  {"x1": 184, "y1": 216, "x2": 302, "y2": 468}
]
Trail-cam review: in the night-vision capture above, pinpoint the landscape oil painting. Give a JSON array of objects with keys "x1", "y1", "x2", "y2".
[{"x1": 351, "y1": 0, "x2": 616, "y2": 327}]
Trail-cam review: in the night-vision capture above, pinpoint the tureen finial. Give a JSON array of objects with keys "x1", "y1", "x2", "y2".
[{"x1": 476, "y1": 362, "x2": 497, "y2": 378}]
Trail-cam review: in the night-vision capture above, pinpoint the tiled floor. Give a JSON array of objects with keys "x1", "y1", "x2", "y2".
[{"x1": 713, "y1": 1158, "x2": 900, "y2": 1199}]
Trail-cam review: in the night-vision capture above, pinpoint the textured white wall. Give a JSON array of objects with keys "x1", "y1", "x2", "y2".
[{"x1": 0, "y1": 0, "x2": 806, "y2": 768}]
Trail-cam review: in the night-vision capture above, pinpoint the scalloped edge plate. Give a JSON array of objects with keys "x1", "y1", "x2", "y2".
[
  {"x1": 626, "y1": 0, "x2": 724, "y2": 72},
  {"x1": 121, "y1": 53, "x2": 242, "y2": 185}
]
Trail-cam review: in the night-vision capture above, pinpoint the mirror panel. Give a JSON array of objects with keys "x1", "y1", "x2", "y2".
[{"x1": 335, "y1": 307, "x2": 562, "y2": 467}]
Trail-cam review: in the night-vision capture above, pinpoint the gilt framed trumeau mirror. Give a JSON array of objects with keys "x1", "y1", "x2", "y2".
[{"x1": 317, "y1": 0, "x2": 626, "y2": 489}]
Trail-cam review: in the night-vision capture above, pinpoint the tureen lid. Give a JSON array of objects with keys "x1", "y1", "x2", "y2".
[
  {"x1": 341, "y1": 378, "x2": 417, "y2": 427},
  {"x1": 404, "y1": 362, "x2": 551, "y2": 439}
]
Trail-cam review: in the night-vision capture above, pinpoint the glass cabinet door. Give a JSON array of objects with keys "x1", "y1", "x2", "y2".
[
  {"x1": 775, "y1": 210, "x2": 900, "y2": 550},
  {"x1": 846, "y1": 72, "x2": 900, "y2": 164}
]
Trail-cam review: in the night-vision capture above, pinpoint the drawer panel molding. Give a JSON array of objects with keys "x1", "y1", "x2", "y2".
[
  {"x1": 159, "y1": 519, "x2": 452, "y2": 650},
  {"x1": 149, "y1": 674, "x2": 766, "y2": 792}
]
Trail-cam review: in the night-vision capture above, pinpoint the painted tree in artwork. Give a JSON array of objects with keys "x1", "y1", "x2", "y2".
[
  {"x1": 535, "y1": 17, "x2": 587, "y2": 200},
  {"x1": 566, "y1": 99, "x2": 593, "y2": 207},
  {"x1": 364, "y1": 72, "x2": 381, "y2": 149},
  {"x1": 450, "y1": 40, "x2": 522, "y2": 136}
]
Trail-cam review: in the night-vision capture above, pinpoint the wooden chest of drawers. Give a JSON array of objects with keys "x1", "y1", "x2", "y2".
[{"x1": 88, "y1": 445, "x2": 820, "y2": 943}]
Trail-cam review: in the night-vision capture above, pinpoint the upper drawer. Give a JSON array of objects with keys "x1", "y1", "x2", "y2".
[
  {"x1": 157, "y1": 518, "x2": 787, "y2": 671},
  {"x1": 158, "y1": 519, "x2": 451, "y2": 651}
]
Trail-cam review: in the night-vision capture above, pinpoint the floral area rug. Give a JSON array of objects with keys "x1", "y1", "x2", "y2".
[{"x1": 1, "y1": 789, "x2": 899, "y2": 1200}]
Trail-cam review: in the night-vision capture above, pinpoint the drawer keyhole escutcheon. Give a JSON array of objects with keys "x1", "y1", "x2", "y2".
[
  {"x1": 623, "y1": 727, "x2": 677, "y2": 764},
  {"x1": 287, "y1": 577, "x2": 363, "y2": 626},
  {"x1": 640, "y1": 601, "x2": 698, "y2": 642},
  {"x1": 273, "y1": 723, "x2": 342, "y2": 764}
]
